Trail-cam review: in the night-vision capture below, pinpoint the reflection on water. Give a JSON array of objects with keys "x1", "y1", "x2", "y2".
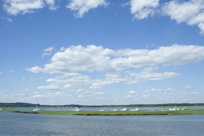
[{"x1": 0, "y1": 112, "x2": 204, "y2": 136}]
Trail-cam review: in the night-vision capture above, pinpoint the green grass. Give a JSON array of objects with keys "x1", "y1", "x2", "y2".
[
  {"x1": 1, "y1": 110, "x2": 204, "y2": 116},
  {"x1": 104, "y1": 106, "x2": 204, "y2": 108}
]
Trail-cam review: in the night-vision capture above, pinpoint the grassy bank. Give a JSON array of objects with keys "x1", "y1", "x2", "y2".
[{"x1": 1, "y1": 110, "x2": 204, "y2": 116}]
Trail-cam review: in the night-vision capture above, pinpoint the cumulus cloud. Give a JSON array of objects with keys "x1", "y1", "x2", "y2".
[
  {"x1": 3, "y1": 0, "x2": 58, "y2": 15},
  {"x1": 26, "y1": 44, "x2": 204, "y2": 94},
  {"x1": 128, "y1": 0, "x2": 204, "y2": 34},
  {"x1": 25, "y1": 44, "x2": 204, "y2": 96},
  {"x1": 130, "y1": 0, "x2": 160, "y2": 19},
  {"x1": 3, "y1": 0, "x2": 45, "y2": 15},
  {"x1": 67, "y1": 0, "x2": 108, "y2": 18},
  {"x1": 27, "y1": 44, "x2": 204, "y2": 73},
  {"x1": 162, "y1": 0, "x2": 204, "y2": 34}
]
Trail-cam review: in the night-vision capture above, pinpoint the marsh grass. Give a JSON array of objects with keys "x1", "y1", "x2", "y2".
[{"x1": 1, "y1": 110, "x2": 204, "y2": 116}]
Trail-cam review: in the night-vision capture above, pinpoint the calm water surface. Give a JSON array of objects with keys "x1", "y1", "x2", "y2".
[
  {"x1": 0, "y1": 112, "x2": 204, "y2": 136},
  {"x1": 6, "y1": 106, "x2": 204, "y2": 111}
]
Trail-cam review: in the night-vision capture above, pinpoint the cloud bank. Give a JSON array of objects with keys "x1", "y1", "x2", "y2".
[
  {"x1": 26, "y1": 44, "x2": 204, "y2": 92},
  {"x1": 27, "y1": 44, "x2": 204, "y2": 73}
]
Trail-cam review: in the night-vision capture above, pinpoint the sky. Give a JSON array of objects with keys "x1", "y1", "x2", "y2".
[{"x1": 0, "y1": 0, "x2": 204, "y2": 105}]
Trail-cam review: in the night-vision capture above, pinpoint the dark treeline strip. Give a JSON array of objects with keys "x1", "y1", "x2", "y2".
[
  {"x1": 1, "y1": 102, "x2": 204, "y2": 107},
  {"x1": 0, "y1": 102, "x2": 39, "y2": 107}
]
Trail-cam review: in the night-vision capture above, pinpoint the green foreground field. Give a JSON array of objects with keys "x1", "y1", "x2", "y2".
[{"x1": 1, "y1": 110, "x2": 204, "y2": 116}]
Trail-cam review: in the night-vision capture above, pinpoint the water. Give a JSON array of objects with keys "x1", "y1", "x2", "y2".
[
  {"x1": 5, "y1": 106, "x2": 204, "y2": 111},
  {"x1": 0, "y1": 112, "x2": 204, "y2": 136}
]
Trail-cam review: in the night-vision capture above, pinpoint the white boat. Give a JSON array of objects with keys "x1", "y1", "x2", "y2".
[
  {"x1": 99, "y1": 108, "x2": 107, "y2": 111},
  {"x1": 181, "y1": 107, "x2": 188, "y2": 110},
  {"x1": 73, "y1": 107, "x2": 80, "y2": 111},
  {"x1": 169, "y1": 107, "x2": 181, "y2": 111},
  {"x1": 112, "y1": 109, "x2": 118, "y2": 111},
  {"x1": 33, "y1": 105, "x2": 40, "y2": 111},
  {"x1": 120, "y1": 108, "x2": 128, "y2": 111},
  {"x1": 130, "y1": 108, "x2": 140, "y2": 111},
  {"x1": 0, "y1": 108, "x2": 2, "y2": 111}
]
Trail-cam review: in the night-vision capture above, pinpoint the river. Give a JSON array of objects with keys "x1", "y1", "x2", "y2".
[{"x1": 0, "y1": 112, "x2": 204, "y2": 136}]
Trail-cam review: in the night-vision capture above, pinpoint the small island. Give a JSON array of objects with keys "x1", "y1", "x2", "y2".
[
  {"x1": 1, "y1": 109, "x2": 204, "y2": 116},
  {"x1": 1, "y1": 102, "x2": 204, "y2": 116}
]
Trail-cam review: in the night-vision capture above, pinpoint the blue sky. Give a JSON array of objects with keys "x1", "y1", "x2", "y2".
[{"x1": 0, "y1": 0, "x2": 204, "y2": 105}]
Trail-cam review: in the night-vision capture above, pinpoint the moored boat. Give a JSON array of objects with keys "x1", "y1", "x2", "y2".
[
  {"x1": 73, "y1": 107, "x2": 80, "y2": 111},
  {"x1": 33, "y1": 105, "x2": 40, "y2": 111}
]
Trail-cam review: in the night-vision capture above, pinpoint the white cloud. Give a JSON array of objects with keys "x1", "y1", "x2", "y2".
[
  {"x1": 128, "y1": 0, "x2": 204, "y2": 34},
  {"x1": 45, "y1": 0, "x2": 57, "y2": 10},
  {"x1": 27, "y1": 44, "x2": 204, "y2": 95},
  {"x1": 162, "y1": 0, "x2": 204, "y2": 34},
  {"x1": 89, "y1": 73, "x2": 126, "y2": 89},
  {"x1": 144, "y1": 88, "x2": 173, "y2": 93},
  {"x1": 27, "y1": 66, "x2": 43, "y2": 73},
  {"x1": 38, "y1": 72, "x2": 91, "y2": 91},
  {"x1": 128, "y1": 90, "x2": 136, "y2": 94},
  {"x1": 3, "y1": 0, "x2": 45, "y2": 15},
  {"x1": 38, "y1": 84, "x2": 59, "y2": 90},
  {"x1": 27, "y1": 45, "x2": 113, "y2": 73},
  {"x1": 128, "y1": 71, "x2": 178, "y2": 84},
  {"x1": 37, "y1": 69, "x2": 177, "y2": 93},
  {"x1": 130, "y1": 0, "x2": 160, "y2": 19},
  {"x1": 27, "y1": 44, "x2": 204, "y2": 73},
  {"x1": 145, "y1": 88, "x2": 160, "y2": 92},
  {"x1": 42, "y1": 47, "x2": 54, "y2": 57},
  {"x1": 33, "y1": 94, "x2": 44, "y2": 98},
  {"x1": 3, "y1": 0, "x2": 58, "y2": 15},
  {"x1": 0, "y1": 72, "x2": 2, "y2": 75},
  {"x1": 67, "y1": 0, "x2": 108, "y2": 18}
]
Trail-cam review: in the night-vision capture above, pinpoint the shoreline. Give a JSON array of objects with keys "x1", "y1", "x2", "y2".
[{"x1": 1, "y1": 110, "x2": 204, "y2": 116}]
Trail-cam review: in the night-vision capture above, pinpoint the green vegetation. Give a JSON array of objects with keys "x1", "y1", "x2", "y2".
[
  {"x1": 1, "y1": 102, "x2": 204, "y2": 108},
  {"x1": 0, "y1": 102, "x2": 39, "y2": 107},
  {"x1": 1, "y1": 110, "x2": 204, "y2": 116}
]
